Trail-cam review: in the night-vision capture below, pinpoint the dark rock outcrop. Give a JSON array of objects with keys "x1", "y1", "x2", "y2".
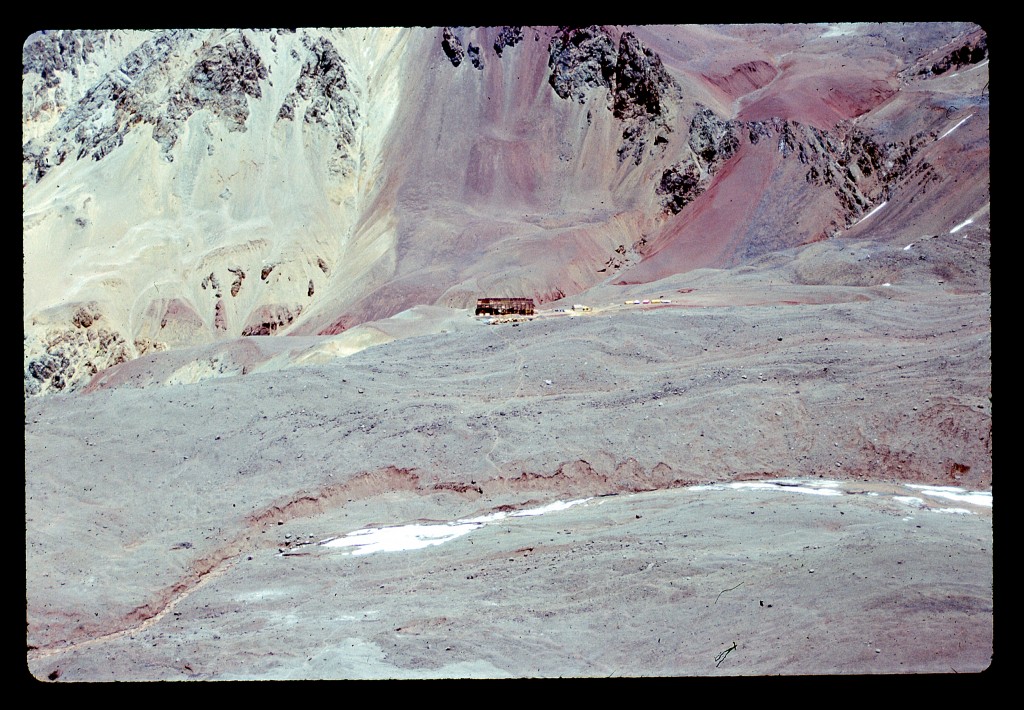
[
  {"x1": 23, "y1": 30, "x2": 271, "y2": 179},
  {"x1": 155, "y1": 32, "x2": 268, "y2": 154},
  {"x1": 688, "y1": 105, "x2": 740, "y2": 169},
  {"x1": 277, "y1": 34, "x2": 359, "y2": 176},
  {"x1": 24, "y1": 304, "x2": 132, "y2": 395},
  {"x1": 597, "y1": 237, "x2": 648, "y2": 272},
  {"x1": 214, "y1": 299, "x2": 228, "y2": 331},
  {"x1": 657, "y1": 161, "x2": 702, "y2": 214},
  {"x1": 928, "y1": 33, "x2": 988, "y2": 75},
  {"x1": 612, "y1": 33, "x2": 680, "y2": 165},
  {"x1": 467, "y1": 44, "x2": 484, "y2": 70},
  {"x1": 547, "y1": 28, "x2": 679, "y2": 165},
  {"x1": 493, "y1": 26, "x2": 523, "y2": 57},
  {"x1": 654, "y1": 102, "x2": 926, "y2": 229},
  {"x1": 229, "y1": 267, "x2": 245, "y2": 297},
  {"x1": 611, "y1": 33, "x2": 670, "y2": 122},
  {"x1": 201, "y1": 272, "x2": 222, "y2": 298},
  {"x1": 441, "y1": 27, "x2": 465, "y2": 67},
  {"x1": 22, "y1": 30, "x2": 111, "y2": 87},
  {"x1": 547, "y1": 26, "x2": 617, "y2": 103}
]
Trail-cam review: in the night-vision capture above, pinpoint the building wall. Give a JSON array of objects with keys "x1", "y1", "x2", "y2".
[{"x1": 476, "y1": 298, "x2": 535, "y2": 316}]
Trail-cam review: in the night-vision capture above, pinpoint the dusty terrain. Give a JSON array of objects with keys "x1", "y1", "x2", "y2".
[
  {"x1": 25, "y1": 229, "x2": 992, "y2": 679},
  {"x1": 23, "y1": 24, "x2": 991, "y2": 681}
]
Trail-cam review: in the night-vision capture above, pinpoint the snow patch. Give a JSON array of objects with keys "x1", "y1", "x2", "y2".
[
  {"x1": 939, "y1": 114, "x2": 972, "y2": 140},
  {"x1": 853, "y1": 201, "x2": 886, "y2": 227},
  {"x1": 692, "y1": 479, "x2": 842, "y2": 496},
  {"x1": 321, "y1": 522, "x2": 482, "y2": 554},
  {"x1": 820, "y1": 23, "x2": 866, "y2": 38},
  {"x1": 904, "y1": 484, "x2": 991, "y2": 508},
  {"x1": 312, "y1": 481, "x2": 990, "y2": 558},
  {"x1": 319, "y1": 498, "x2": 592, "y2": 555},
  {"x1": 950, "y1": 218, "x2": 973, "y2": 234}
]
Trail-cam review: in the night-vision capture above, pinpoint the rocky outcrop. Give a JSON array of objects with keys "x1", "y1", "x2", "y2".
[
  {"x1": 241, "y1": 305, "x2": 302, "y2": 336},
  {"x1": 153, "y1": 32, "x2": 268, "y2": 154},
  {"x1": 926, "y1": 33, "x2": 988, "y2": 76},
  {"x1": 467, "y1": 44, "x2": 484, "y2": 70},
  {"x1": 652, "y1": 105, "x2": 743, "y2": 214},
  {"x1": 133, "y1": 337, "x2": 168, "y2": 357},
  {"x1": 900, "y1": 28, "x2": 988, "y2": 83},
  {"x1": 784, "y1": 122, "x2": 924, "y2": 224},
  {"x1": 546, "y1": 26, "x2": 617, "y2": 103},
  {"x1": 656, "y1": 161, "x2": 702, "y2": 214},
  {"x1": 23, "y1": 30, "x2": 181, "y2": 181},
  {"x1": 612, "y1": 33, "x2": 679, "y2": 165},
  {"x1": 546, "y1": 28, "x2": 679, "y2": 165},
  {"x1": 441, "y1": 27, "x2": 465, "y2": 67},
  {"x1": 597, "y1": 237, "x2": 649, "y2": 272},
  {"x1": 214, "y1": 299, "x2": 228, "y2": 332},
  {"x1": 276, "y1": 34, "x2": 359, "y2": 177},
  {"x1": 201, "y1": 272, "x2": 222, "y2": 298},
  {"x1": 492, "y1": 26, "x2": 524, "y2": 57},
  {"x1": 22, "y1": 30, "x2": 112, "y2": 86},
  {"x1": 22, "y1": 29, "x2": 122, "y2": 154},
  {"x1": 688, "y1": 105, "x2": 740, "y2": 169},
  {"x1": 441, "y1": 26, "x2": 520, "y2": 68},
  {"x1": 654, "y1": 105, "x2": 925, "y2": 228},
  {"x1": 24, "y1": 304, "x2": 134, "y2": 396},
  {"x1": 23, "y1": 30, "x2": 271, "y2": 181},
  {"x1": 229, "y1": 267, "x2": 245, "y2": 297}
]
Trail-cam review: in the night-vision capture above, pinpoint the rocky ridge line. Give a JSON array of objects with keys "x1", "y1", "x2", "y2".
[
  {"x1": 544, "y1": 27, "x2": 680, "y2": 165},
  {"x1": 277, "y1": 33, "x2": 360, "y2": 176},
  {"x1": 23, "y1": 31, "x2": 188, "y2": 182},
  {"x1": 657, "y1": 107, "x2": 929, "y2": 238},
  {"x1": 151, "y1": 32, "x2": 268, "y2": 155},
  {"x1": 23, "y1": 303, "x2": 168, "y2": 396}
]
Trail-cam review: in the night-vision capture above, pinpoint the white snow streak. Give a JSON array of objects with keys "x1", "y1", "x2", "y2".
[
  {"x1": 905, "y1": 484, "x2": 992, "y2": 508},
  {"x1": 950, "y1": 218, "x2": 973, "y2": 234},
  {"x1": 311, "y1": 480, "x2": 990, "y2": 558},
  {"x1": 940, "y1": 114, "x2": 972, "y2": 140},
  {"x1": 853, "y1": 201, "x2": 887, "y2": 227},
  {"x1": 692, "y1": 479, "x2": 842, "y2": 496},
  {"x1": 319, "y1": 498, "x2": 592, "y2": 555}
]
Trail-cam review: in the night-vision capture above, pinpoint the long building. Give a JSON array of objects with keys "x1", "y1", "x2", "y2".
[{"x1": 475, "y1": 297, "x2": 535, "y2": 316}]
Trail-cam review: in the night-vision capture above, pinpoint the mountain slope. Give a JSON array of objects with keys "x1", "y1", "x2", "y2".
[
  {"x1": 23, "y1": 24, "x2": 989, "y2": 395},
  {"x1": 22, "y1": 23, "x2": 993, "y2": 680}
]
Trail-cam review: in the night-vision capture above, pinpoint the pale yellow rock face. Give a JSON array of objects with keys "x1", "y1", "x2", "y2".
[{"x1": 24, "y1": 30, "x2": 408, "y2": 392}]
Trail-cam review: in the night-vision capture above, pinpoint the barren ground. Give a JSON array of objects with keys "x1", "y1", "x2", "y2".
[{"x1": 25, "y1": 229, "x2": 993, "y2": 680}]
